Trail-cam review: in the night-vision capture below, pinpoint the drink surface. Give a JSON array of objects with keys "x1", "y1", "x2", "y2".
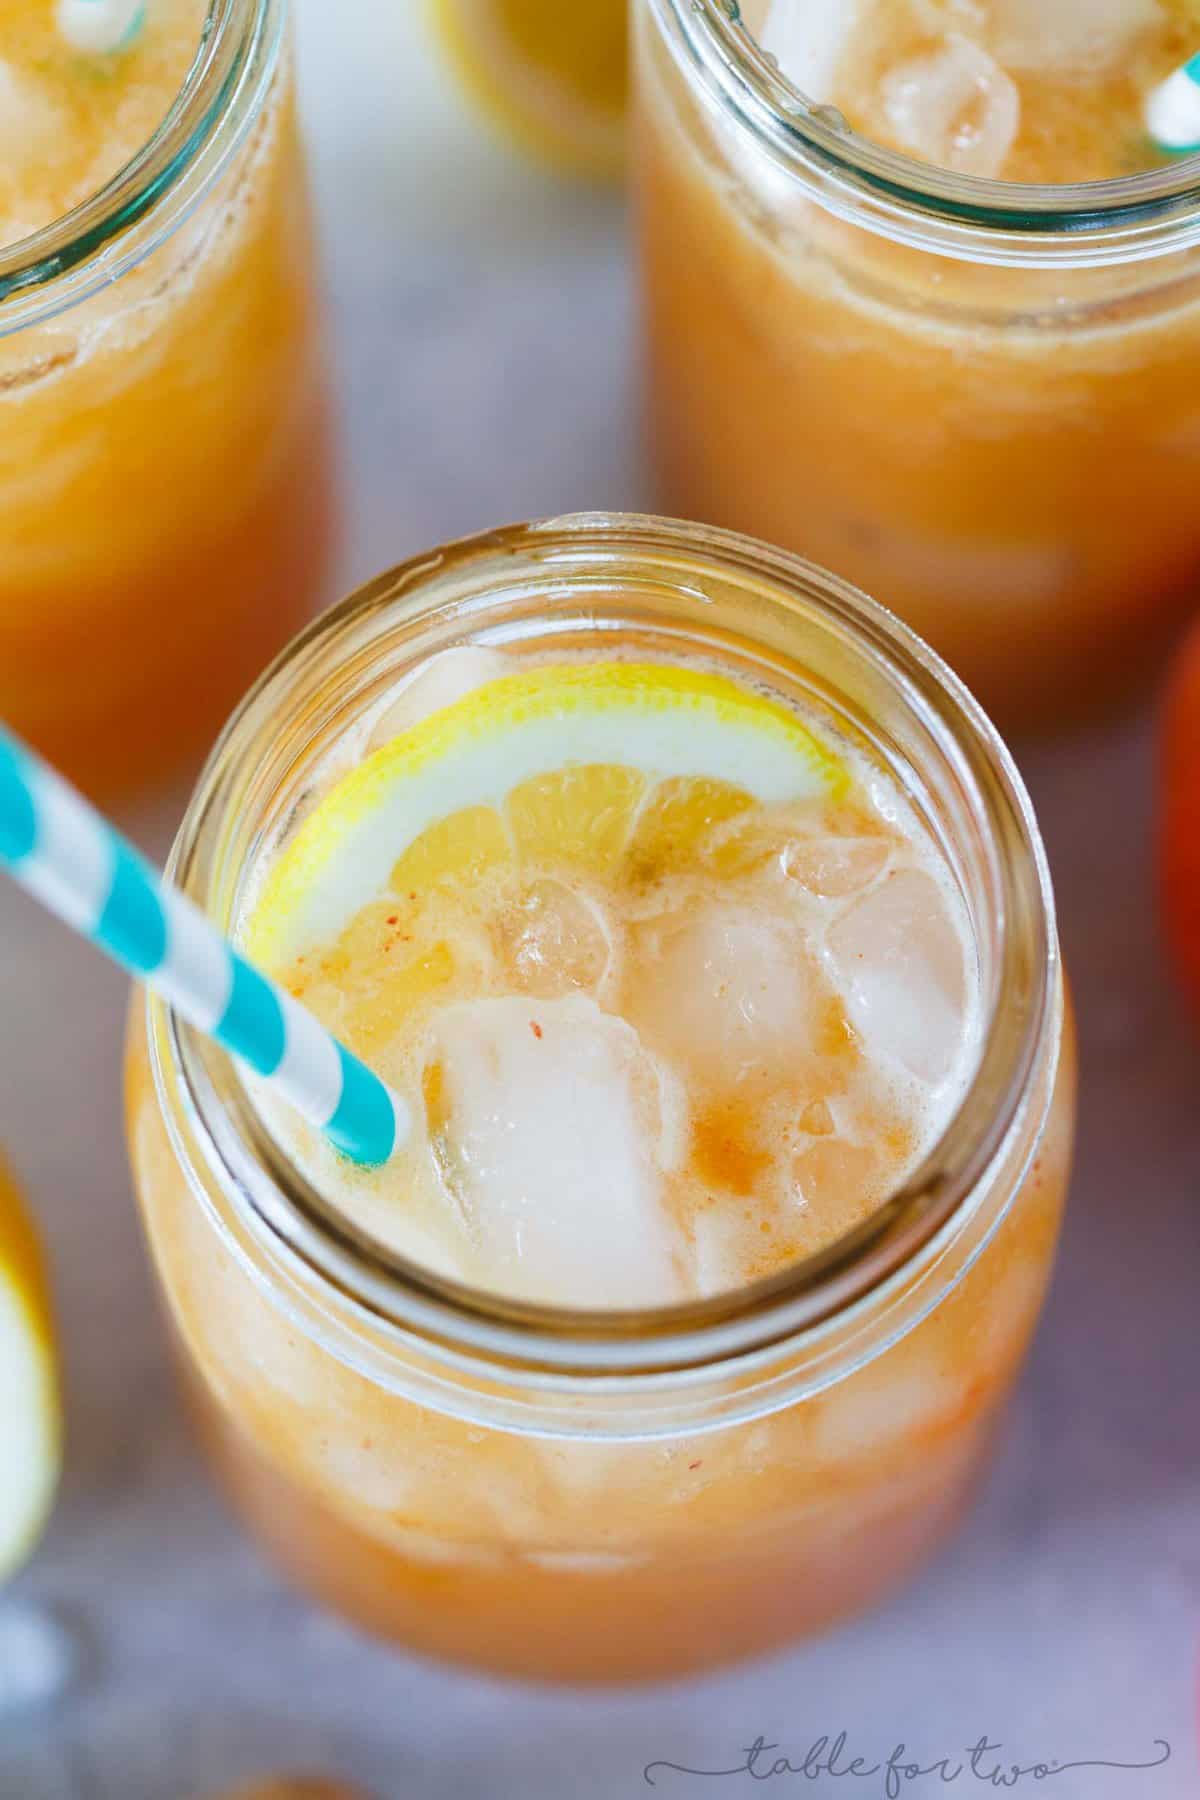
[
  {"x1": 240, "y1": 649, "x2": 983, "y2": 1310},
  {"x1": 0, "y1": 0, "x2": 205, "y2": 248},
  {"x1": 750, "y1": 0, "x2": 1200, "y2": 182}
]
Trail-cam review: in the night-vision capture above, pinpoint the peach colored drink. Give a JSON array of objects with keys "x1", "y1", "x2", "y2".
[
  {"x1": 126, "y1": 518, "x2": 1074, "y2": 1681},
  {"x1": 636, "y1": 0, "x2": 1200, "y2": 727},
  {"x1": 0, "y1": 0, "x2": 332, "y2": 793}
]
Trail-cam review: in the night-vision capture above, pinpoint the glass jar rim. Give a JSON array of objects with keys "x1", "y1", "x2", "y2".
[
  {"x1": 151, "y1": 513, "x2": 1061, "y2": 1387},
  {"x1": 0, "y1": 0, "x2": 280, "y2": 331},
  {"x1": 648, "y1": 0, "x2": 1200, "y2": 267}
]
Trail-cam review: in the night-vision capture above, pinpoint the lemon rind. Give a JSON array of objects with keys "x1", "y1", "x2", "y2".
[
  {"x1": 428, "y1": 0, "x2": 625, "y2": 179},
  {"x1": 0, "y1": 1180, "x2": 60, "y2": 1583},
  {"x1": 247, "y1": 663, "x2": 848, "y2": 965}
]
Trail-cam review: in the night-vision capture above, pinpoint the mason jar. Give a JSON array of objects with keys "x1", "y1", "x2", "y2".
[
  {"x1": 634, "y1": 0, "x2": 1200, "y2": 728},
  {"x1": 125, "y1": 514, "x2": 1075, "y2": 1681},
  {"x1": 0, "y1": 0, "x2": 334, "y2": 794}
]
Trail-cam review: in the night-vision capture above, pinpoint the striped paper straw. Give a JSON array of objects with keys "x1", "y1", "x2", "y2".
[
  {"x1": 57, "y1": 0, "x2": 146, "y2": 55},
  {"x1": 0, "y1": 727, "x2": 407, "y2": 1167},
  {"x1": 1147, "y1": 52, "x2": 1200, "y2": 155}
]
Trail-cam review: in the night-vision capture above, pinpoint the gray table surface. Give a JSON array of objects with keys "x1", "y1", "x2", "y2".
[{"x1": 1, "y1": 6, "x2": 1198, "y2": 1796}]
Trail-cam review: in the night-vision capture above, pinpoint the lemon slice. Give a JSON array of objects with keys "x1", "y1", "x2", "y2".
[
  {"x1": 246, "y1": 661, "x2": 848, "y2": 970},
  {"x1": 0, "y1": 1156, "x2": 60, "y2": 1582},
  {"x1": 213, "y1": 1783, "x2": 368, "y2": 1800},
  {"x1": 429, "y1": 0, "x2": 627, "y2": 179}
]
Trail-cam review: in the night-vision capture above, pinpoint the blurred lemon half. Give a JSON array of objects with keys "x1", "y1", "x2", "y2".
[
  {"x1": 429, "y1": 0, "x2": 627, "y2": 179},
  {"x1": 214, "y1": 1782, "x2": 370, "y2": 1800},
  {"x1": 0, "y1": 1156, "x2": 60, "y2": 1582}
]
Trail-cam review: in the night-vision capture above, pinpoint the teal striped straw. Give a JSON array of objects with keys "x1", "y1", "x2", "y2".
[
  {"x1": 0, "y1": 726, "x2": 406, "y2": 1167},
  {"x1": 1147, "y1": 52, "x2": 1200, "y2": 156},
  {"x1": 57, "y1": 0, "x2": 147, "y2": 55}
]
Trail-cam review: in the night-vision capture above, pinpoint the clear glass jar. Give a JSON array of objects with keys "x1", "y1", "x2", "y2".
[
  {"x1": 125, "y1": 515, "x2": 1075, "y2": 1682},
  {"x1": 0, "y1": 0, "x2": 334, "y2": 796},
  {"x1": 634, "y1": 0, "x2": 1200, "y2": 729}
]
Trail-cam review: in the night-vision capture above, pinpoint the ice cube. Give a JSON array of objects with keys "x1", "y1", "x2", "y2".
[
  {"x1": 798, "y1": 1097, "x2": 835, "y2": 1136},
  {"x1": 690, "y1": 1199, "x2": 756, "y2": 1297},
  {"x1": 825, "y1": 867, "x2": 968, "y2": 1084},
  {"x1": 989, "y1": 0, "x2": 1156, "y2": 73},
  {"x1": 811, "y1": 1351, "x2": 962, "y2": 1462},
  {"x1": 784, "y1": 834, "x2": 890, "y2": 898},
  {"x1": 493, "y1": 878, "x2": 614, "y2": 999},
  {"x1": 367, "y1": 646, "x2": 510, "y2": 751},
  {"x1": 880, "y1": 36, "x2": 1019, "y2": 178},
  {"x1": 318, "y1": 1436, "x2": 415, "y2": 1514},
  {"x1": 0, "y1": 1604, "x2": 75, "y2": 1717},
  {"x1": 425, "y1": 994, "x2": 685, "y2": 1307},
  {"x1": 759, "y1": 0, "x2": 860, "y2": 102},
  {"x1": 629, "y1": 902, "x2": 821, "y2": 1087},
  {"x1": 793, "y1": 1137, "x2": 877, "y2": 1213}
]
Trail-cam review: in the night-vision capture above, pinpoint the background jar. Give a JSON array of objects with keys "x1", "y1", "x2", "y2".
[
  {"x1": 125, "y1": 515, "x2": 1075, "y2": 1682},
  {"x1": 0, "y1": 0, "x2": 334, "y2": 796},
  {"x1": 634, "y1": 0, "x2": 1200, "y2": 730}
]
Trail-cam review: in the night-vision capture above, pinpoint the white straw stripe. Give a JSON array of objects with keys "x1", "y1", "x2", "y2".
[
  {"x1": 161, "y1": 892, "x2": 235, "y2": 1033},
  {"x1": 19, "y1": 769, "x2": 113, "y2": 933},
  {"x1": 1, "y1": 722, "x2": 404, "y2": 1167},
  {"x1": 57, "y1": 0, "x2": 145, "y2": 54},
  {"x1": 274, "y1": 993, "x2": 346, "y2": 1126},
  {"x1": 1147, "y1": 62, "x2": 1200, "y2": 151}
]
